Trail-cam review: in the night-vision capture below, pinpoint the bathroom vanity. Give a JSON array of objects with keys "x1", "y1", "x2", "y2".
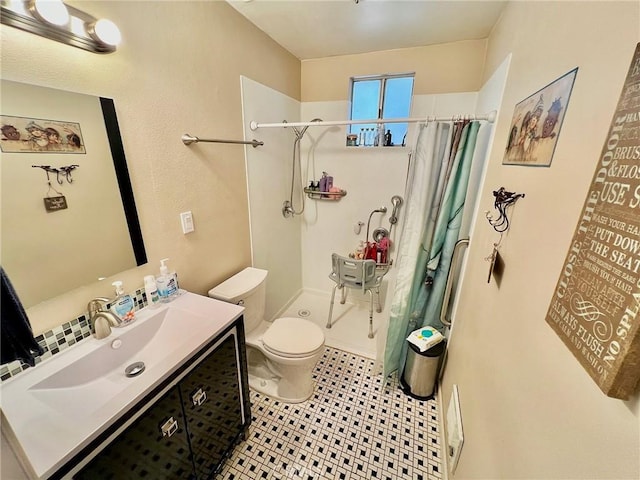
[{"x1": 0, "y1": 292, "x2": 249, "y2": 479}]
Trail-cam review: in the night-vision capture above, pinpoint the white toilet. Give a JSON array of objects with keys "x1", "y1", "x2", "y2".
[{"x1": 208, "y1": 267, "x2": 325, "y2": 403}]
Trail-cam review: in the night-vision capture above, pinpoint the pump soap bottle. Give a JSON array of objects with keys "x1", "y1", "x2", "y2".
[
  {"x1": 156, "y1": 258, "x2": 179, "y2": 302},
  {"x1": 111, "y1": 281, "x2": 135, "y2": 323},
  {"x1": 144, "y1": 275, "x2": 160, "y2": 307}
]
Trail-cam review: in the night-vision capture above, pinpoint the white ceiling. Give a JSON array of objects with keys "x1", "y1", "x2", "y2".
[{"x1": 227, "y1": 0, "x2": 507, "y2": 60}]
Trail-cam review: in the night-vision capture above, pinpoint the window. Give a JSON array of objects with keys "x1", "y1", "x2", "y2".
[{"x1": 349, "y1": 73, "x2": 414, "y2": 146}]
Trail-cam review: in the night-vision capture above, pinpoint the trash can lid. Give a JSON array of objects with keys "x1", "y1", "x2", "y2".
[{"x1": 407, "y1": 326, "x2": 445, "y2": 352}]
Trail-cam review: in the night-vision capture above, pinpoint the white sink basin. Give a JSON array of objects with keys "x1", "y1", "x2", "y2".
[
  {"x1": 26, "y1": 306, "x2": 214, "y2": 418},
  {"x1": 0, "y1": 292, "x2": 244, "y2": 479},
  {"x1": 30, "y1": 306, "x2": 204, "y2": 391}
]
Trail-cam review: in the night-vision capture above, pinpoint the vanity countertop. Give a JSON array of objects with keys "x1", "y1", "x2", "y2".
[{"x1": 0, "y1": 292, "x2": 243, "y2": 479}]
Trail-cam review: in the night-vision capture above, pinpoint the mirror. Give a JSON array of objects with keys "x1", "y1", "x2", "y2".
[{"x1": 1, "y1": 80, "x2": 146, "y2": 308}]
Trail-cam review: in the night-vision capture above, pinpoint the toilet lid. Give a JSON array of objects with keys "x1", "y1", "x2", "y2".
[{"x1": 263, "y1": 317, "x2": 324, "y2": 357}]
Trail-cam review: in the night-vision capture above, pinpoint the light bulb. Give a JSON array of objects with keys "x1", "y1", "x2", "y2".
[
  {"x1": 88, "y1": 18, "x2": 121, "y2": 46},
  {"x1": 30, "y1": 0, "x2": 69, "y2": 26}
]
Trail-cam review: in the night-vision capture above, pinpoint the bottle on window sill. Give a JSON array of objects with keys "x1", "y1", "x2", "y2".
[{"x1": 384, "y1": 130, "x2": 392, "y2": 146}]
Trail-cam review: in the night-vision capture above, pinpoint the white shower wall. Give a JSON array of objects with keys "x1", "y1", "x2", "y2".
[{"x1": 240, "y1": 76, "x2": 302, "y2": 321}]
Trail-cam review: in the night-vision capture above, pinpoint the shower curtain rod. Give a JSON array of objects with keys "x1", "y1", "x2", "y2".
[{"x1": 249, "y1": 110, "x2": 497, "y2": 131}]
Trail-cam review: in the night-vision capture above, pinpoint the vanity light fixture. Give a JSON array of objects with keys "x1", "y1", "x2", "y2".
[{"x1": 1, "y1": 0, "x2": 121, "y2": 53}]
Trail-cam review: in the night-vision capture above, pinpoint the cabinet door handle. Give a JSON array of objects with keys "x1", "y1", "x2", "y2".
[
  {"x1": 160, "y1": 417, "x2": 179, "y2": 437},
  {"x1": 192, "y1": 388, "x2": 207, "y2": 406}
]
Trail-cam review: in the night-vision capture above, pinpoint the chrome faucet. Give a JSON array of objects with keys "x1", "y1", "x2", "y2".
[{"x1": 88, "y1": 297, "x2": 124, "y2": 339}]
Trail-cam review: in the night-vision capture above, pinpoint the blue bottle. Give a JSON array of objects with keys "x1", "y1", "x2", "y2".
[{"x1": 111, "y1": 281, "x2": 135, "y2": 323}]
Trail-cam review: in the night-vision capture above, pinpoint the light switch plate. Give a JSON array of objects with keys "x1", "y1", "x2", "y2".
[{"x1": 180, "y1": 211, "x2": 194, "y2": 234}]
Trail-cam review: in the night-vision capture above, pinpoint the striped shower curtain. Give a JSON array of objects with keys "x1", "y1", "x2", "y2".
[{"x1": 383, "y1": 120, "x2": 480, "y2": 377}]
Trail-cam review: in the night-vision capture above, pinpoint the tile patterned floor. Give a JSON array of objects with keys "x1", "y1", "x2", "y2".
[{"x1": 219, "y1": 347, "x2": 443, "y2": 480}]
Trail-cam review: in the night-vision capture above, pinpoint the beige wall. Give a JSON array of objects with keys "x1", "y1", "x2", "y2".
[
  {"x1": 301, "y1": 40, "x2": 486, "y2": 102},
  {"x1": 3, "y1": 1, "x2": 639, "y2": 477},
  {"x1": 0, "y1": 1, "x2": 300, "y2": 334},
  {"x1": 442, "y1": 1, "x2": 640, "y2": 479}
]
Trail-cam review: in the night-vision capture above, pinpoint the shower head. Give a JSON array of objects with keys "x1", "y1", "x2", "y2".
[
  {"x1": 375, "y1": 206, "x2": 388, "y2": 213},
  {"x1": 294, "y1": 118, "x2": 324, "y2": 140}
]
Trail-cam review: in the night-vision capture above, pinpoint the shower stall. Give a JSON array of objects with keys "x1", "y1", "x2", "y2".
[{"x1": 241, "y1": 75, "x2": 490, "y2": 364}]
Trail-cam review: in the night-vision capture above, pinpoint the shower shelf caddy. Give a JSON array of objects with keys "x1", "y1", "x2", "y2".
[{"x1": 303, "y1": 188, "x2": 347, "y2": 200}]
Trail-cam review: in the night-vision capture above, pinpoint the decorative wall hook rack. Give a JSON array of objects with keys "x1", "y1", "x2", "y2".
[
  {"x1": 485, "y1": 187, "x2": 525, "y2": 233},
  {"x1": 32, "y1": 164, "x2": 79, "y2": 184},
  {"x1": 484, "y1": 188, "x2": 524, "y2": 284}
]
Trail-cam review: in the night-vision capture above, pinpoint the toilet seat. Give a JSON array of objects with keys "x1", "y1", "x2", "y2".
[{"x1": 262, "y1": 317, "x2": 324, "y2": 358}]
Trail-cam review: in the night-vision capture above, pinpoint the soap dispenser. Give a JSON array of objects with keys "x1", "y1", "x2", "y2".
[
  {"x1": 144, "y1": 275, "x2": 160, "y2": 307},
  {"x1": 111, "y1": 281, "x2": 135, "y2": 323},
  {"x1": 156, "y1": 258, "x2": 179, "y2": 302}
]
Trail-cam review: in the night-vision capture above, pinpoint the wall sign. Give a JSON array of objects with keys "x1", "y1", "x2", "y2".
[
  {"x1": 545, "y1": 43, "x2": 640, "y2": 400},
  {"x1": 43, "y1": 195, "x2": 68, "y2": 212}
]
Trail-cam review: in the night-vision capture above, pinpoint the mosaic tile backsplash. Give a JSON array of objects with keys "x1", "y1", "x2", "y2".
[{"x1": 0, "y1": 288, "x2": 148, "y2": 382}]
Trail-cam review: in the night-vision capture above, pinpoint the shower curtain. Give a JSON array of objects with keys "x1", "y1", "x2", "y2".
[{"x1": 383, "y1": 120, "x2": 480, "y2": 377}]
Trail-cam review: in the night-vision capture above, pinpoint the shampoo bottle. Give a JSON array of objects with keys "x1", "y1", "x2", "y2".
[
  {"x1": 156, "y1": 258, "x2": 179, "y2": 302},
  {"x1": 319, "y1": 172, "x2": 328, "y2": 192},
  {"x1": 144, "y1": 275, "x2": 160, "y2": 307},
  {"x1": 325, "y1": 173, "x2": 333, "y2": 191},
  {"x1": 111, "y1": 281, "x2": 135, "y2": 323}
]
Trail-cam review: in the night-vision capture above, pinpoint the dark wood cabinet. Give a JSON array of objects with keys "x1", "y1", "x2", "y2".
[
  {"x1": 74, "y1": 385, "x2": 195, "y2": 480},
  {"x1": 61, "y1": 319, "x2": 249, "y2": 480},
  {"x1": 181, "y1": 334, "x2": 244, "y2": 479}
]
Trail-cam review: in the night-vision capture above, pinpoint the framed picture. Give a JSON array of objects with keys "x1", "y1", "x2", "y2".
[
  {"x1": 503, "y1": 67, "x2": 578, "y2": 167},
  {"x1": 1, "y1": 115, "x2": 85, "y2": 153}
]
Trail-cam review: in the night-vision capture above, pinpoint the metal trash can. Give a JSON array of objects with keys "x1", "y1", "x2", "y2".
[{"x1": 400, "y1": 339, "x2": 446, "y2": 400}]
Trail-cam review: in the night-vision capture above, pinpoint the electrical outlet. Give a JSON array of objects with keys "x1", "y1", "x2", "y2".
[
  {"x1": 180, "y1": 211, "x2": 194, "y2": 234},
  {"x1": 446, "y1": 384, "x2": 463, "y2": 474}
]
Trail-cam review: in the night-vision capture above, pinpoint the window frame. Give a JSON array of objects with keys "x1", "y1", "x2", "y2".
[{"x1": 348, "y1": 72, "x2": 415, "y2": 140}]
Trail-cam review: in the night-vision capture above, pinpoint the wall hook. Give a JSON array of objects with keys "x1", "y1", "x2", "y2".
[
  {"x1": 59, "y1": 164, "x2": 79, "y2": 183},
  {"x1": 486, "y1": 187, "x2": 525, "y2": 233}
]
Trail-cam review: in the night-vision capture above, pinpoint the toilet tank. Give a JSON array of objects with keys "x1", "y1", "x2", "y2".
[{"x1": 208, "y1": 267, "x2": 267, "y2": 333}]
